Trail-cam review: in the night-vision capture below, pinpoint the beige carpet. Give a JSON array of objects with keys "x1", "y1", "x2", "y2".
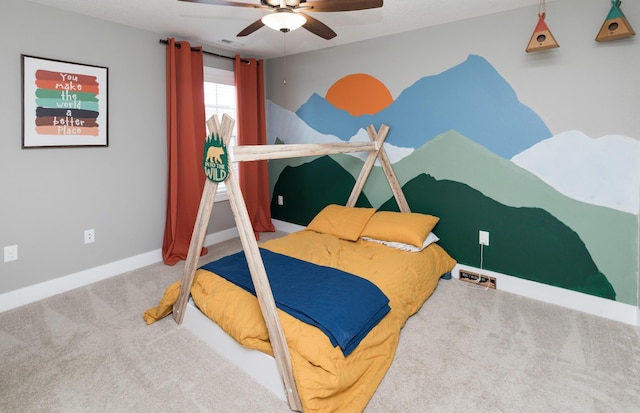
[{"x1": 1, "y1": 232, "x2": 639, "y2": 412}]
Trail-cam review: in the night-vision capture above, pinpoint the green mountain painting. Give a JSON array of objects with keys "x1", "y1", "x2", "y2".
[
  {"x1": 270, "y1": 156, "x2": 371, "y2": 225},
  {"x1": 270, "y1": 155, "x2": 616, "y2": 301}
]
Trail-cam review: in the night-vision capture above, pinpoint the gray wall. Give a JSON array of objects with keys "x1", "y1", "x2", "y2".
[{"x1": 0, "y1": 0, "x2": 235, "y2": 295}]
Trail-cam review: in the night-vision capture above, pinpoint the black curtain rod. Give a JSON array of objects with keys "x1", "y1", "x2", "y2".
[{"x1": 159, "y1": 39, "x2": 249, "y2": 63}]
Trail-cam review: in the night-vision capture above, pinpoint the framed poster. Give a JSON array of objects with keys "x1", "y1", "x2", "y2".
[{"x1": 21, "y1": 55, "x2": 108, "y2": 148}]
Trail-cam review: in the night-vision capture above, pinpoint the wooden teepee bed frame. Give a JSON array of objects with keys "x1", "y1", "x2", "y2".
[{"x1": 172, "y1": 114, "x2": 410, "y2": 412}]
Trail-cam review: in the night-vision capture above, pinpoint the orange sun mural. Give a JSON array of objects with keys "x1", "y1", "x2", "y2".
[{"x1": 325, "y1": 74, "x2": 393, "y2": 116}]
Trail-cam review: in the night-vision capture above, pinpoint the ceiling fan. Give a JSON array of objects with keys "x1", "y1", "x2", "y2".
[{"x1": 178, "y1": 0, "x2": 384, "y2": 40}]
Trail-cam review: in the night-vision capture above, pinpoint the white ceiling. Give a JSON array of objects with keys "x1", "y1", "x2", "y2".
[{"x1": 28, "y1": 0, "x2": 546, "y2": 59}]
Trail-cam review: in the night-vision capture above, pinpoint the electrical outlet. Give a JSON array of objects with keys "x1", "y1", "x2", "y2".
[
  {"x1": 84, "y1": 229, "x2": 95, "y2": 244},
  {"x1": 277, "y1": 195, "x2": 284, "y2": 206},
  {"x1": 479, "y1": 230, "x2": 489, "y2": 246},
  {"x1": 459, "y1": 270, "x2": 496, "y2": 289},
  {"x1": 4, "y1": 245, "x2": 18, "y2": 263}
]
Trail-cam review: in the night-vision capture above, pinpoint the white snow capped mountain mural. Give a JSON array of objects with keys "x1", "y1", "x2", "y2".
[
  {"x1": 512, "y1": 131, "x2": 640, "y2": 214},
  {"x1": 266, "y1": 100, "x2": 413, "y2": 164}
]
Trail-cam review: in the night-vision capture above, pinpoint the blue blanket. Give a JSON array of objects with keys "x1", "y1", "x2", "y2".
[{"x1": 200, "y1": 248, "x2": 390, "y2": 357}]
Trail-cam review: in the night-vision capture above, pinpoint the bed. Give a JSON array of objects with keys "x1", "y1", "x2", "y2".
[
  {"x1": 146, "y1": 208, "x2": 455, "y2": 412},
  {"x1": 144, "y1": 115, "x2": 456, "y2": 412}
]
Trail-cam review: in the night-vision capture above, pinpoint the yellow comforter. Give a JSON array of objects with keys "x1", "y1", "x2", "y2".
[{"x1": 145, "y1": 230, "x2": 456, "y2": 412}]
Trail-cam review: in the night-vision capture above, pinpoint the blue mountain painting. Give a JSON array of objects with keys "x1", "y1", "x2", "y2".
[{"x1": 296, "y1": 54, "x2": 551, "y2": 159}]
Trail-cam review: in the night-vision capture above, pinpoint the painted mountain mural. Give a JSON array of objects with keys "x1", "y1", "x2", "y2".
[
  {"x1": 295, "y1": 54, "x2": 551, "y2": 159},
  {"x1": 269, "y1": 134, "x2": 626, "y2": 302},
  {"x1": 272, "y1": 158, "x2": 614, "y2": 300},
  {"x1": 266, "y1": 54, "x2": 639, "y2": 305}
]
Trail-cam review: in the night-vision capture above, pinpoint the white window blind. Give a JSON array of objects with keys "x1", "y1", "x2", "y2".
[{"x1": 203, "y1": 66, "x2": 237, "y2": 200}]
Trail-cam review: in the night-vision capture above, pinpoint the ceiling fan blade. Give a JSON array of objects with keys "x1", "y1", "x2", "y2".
[
  {"x1": 237, "y1": 18, "x2": 266, "y2": 36},
  {"x1": 178, "y1": 0, "x2": 262, "y2": 8},
  {"x1": 303, "y1": 0, "x2": 383, "y2": 13},
  {"x1": 301, "y1": 13, "x2": 336, "y2": 39}
]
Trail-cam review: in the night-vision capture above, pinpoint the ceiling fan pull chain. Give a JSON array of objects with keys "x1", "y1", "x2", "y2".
[{"x1": 283, "y1": 32, "x2": 287, "y2": 85}]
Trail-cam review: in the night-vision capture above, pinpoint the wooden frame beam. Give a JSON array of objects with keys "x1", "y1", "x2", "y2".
[
  {"x1": 172, "y1": 115, "x2": 407, "y2": 412},
  {"x1": 232, "y1": 141, "x2": 377, "y2": 162}
]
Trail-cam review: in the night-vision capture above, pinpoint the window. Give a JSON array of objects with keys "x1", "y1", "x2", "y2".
[{"x1": 204, "y1": 66, "x2": 237, "y2": 200}]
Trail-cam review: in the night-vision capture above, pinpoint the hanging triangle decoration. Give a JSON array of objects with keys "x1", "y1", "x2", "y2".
[
  {"x1": 596, "y1": 0, "x2": 635, "y2": 42},
  {"x1": 526, "y1": 12, "x2": 560, "y2": 52}
]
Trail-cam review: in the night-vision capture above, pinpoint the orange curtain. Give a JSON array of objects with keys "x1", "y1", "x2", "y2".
[
  {"x1": 234, "y1": 55, "x2": 275, "y2": 238},
  {"x1": 162, "y1": 38, "x2": 208, "y2": 265}
]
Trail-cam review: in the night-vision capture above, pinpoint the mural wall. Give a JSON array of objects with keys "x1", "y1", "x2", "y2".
[{"x1": 264, "y1": 2, "x2": 640, "y2": 306}]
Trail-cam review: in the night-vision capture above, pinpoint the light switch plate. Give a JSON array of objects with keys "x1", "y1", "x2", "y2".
[
  {"x1": 479, "y1": 231, "x2": 489, "y2": 246},
  {"x1": 4, "y1": 245, "x2": 18, "y2": 262}
]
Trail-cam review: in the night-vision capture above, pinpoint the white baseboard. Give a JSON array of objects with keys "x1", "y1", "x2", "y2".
[
  {"x1": 271, "y1": 220, "x2": 640, "y2": 327},
  {"x1": 453, "y1": 264, "x2": 639, "y2": 327},
  {"x1": 2, "y1": 222, "x2": 637, "y2": 329},
  {"x1": 204, "y1": 227, "x2": 239, "y2": 248},
  {"x1": 272, "y1": 219, "x2": 304, "y2": 233},
  {"x1": 0, "y1": 227, "x2": 240, "y2": 313}
]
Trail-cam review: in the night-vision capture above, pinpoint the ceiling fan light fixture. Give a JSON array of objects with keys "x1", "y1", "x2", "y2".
[{"x1": 261, "y1": 9, "x2": 306, "y2": 33}]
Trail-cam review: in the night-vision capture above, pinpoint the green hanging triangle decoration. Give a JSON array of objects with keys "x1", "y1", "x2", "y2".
[
  {"x1": 202, "y1": 131, "x2": 230, "y2": 183},
  {"x1": 596, "y1": 0, "x2": 635, "y2": 42}
]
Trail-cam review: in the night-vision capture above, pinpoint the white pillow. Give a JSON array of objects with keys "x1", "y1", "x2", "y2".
[{"x1": 362, "y1": 232, "x2": 440, "y2": 252}]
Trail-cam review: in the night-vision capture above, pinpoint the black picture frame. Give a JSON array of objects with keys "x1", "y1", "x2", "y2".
[{"x1": 21, "y1": 54, "x2": 109, "y2": 148}]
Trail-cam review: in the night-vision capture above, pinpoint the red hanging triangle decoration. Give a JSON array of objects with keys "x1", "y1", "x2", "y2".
[{"x1": 526, "y1": 13, "x2": 560, "y2": 52}]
